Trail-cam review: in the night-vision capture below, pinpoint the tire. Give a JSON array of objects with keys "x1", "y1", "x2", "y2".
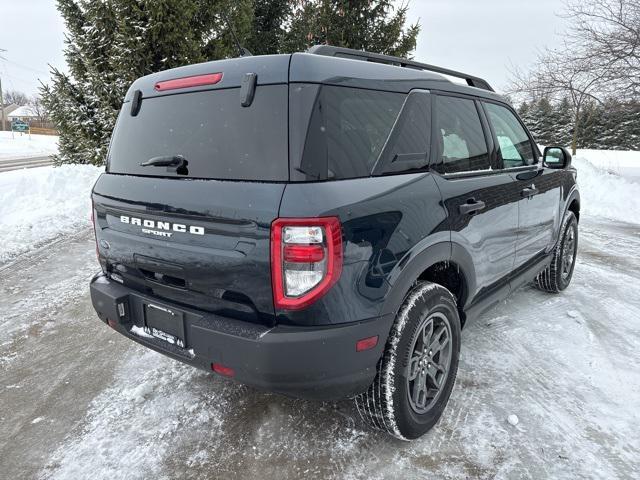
[
  {"x1": 536, "y1": 211, "x2": 578, "y2": 293},
  {"x1": 355, "y1": 282, "x2": 461, "y2": 440}
]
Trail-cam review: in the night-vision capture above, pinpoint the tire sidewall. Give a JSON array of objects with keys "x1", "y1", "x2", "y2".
[{"x1": 390, "y1": 284, "x2": 461, "y2": 439}]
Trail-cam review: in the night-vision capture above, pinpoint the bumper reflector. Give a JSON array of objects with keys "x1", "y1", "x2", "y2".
[
  {"x1": 212, "y1": 363, "x2": 235, "y2": 377},
  {"x1": 356, "y1": 335, "x2": 379, "y2": 352}
]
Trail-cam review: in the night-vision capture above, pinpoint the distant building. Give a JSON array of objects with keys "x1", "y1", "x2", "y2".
[{"x1": 7, "y1": 105, "x2": 39, "y2": 122}]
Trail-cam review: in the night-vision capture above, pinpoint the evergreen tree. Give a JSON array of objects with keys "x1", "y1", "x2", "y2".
[
  {"x1": 283, "y1": 0, "x2": 420, "y2": 57},
  {"x1": 522, "y1": 98, "x2": 554, "y2": 145},
  {"x1": 245, "y1": 0, "x2": 291, "y2": 55},
  {"x1": 42, "y1": 0, "x2": 252, "y2": 166},
  {"x1": 518, "y1": 96, "x2": 640, "y2": 151},
  {"x1": 553, "y1": 97, "x2": 573, "y2": 148}
]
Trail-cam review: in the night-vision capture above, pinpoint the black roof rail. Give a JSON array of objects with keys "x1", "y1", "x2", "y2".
[{"x1": 307, "y1": 45, "x2": 494, "y2": 92}]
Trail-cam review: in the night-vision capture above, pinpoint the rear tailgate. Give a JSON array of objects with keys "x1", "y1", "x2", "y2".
[
  {"x1": 93, "y1": 55, "x2": 290, "y2": 325},
  {"x1": 93, "y1": 176, "x2": 283, "y2": 325}
]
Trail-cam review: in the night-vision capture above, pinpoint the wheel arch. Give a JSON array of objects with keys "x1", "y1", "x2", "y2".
[
  {"x1": 565, "y1": 188, "x2": 580, "y2": 223},
  {"x1": 381, "y1": 241, "x2": 476, "y2": 325}
]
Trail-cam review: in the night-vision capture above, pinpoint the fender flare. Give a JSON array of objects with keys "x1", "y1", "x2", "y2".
[
  {"x1": 380, "y1": 239, "x2": 477, "y2": 317},
  {"x1": 564, "y1": 187, "x2": 581, "y2": 221}
]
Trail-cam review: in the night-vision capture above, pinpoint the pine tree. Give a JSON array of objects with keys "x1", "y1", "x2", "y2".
[
  {"x1": 283, "y1": 0, "x2": 420, "y2": 57},
  {"x1": 521, "y1": 98, "x2": 554, "y2": 145},
  {"x1": 245, "y1": 0, "x2": 291, "y2": 55},
  {"x1": 553, "y1": 97, "x2": 573, "y2": 148},
  {"x1": 42, "y1": 0, "x2": 252, "y2": 166}
]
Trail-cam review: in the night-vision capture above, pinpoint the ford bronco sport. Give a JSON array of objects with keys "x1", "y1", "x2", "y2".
[{"x1": 90, "y1": 46, "x2": 580, "y2": 439}]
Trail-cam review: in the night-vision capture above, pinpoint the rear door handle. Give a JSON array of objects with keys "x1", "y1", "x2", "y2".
[
  {"x1": 521, "y1": 186, "x2": 540, "y2": 198},
  {"x1": 459, "y1": 199, "x2": 486, "y2": 215}
]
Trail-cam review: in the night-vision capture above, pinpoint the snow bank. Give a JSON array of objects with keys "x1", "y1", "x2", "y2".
[
  {"x1": 574, "y1": 156, "x2": 640, "y2": 225},
  {"x1": 576, "y1": 149, "x2": 640, "y2": 182},
  {"x1": 0, "y1": 131, "x2": 59, "y2": 159},
  {"x1": 0, "y1": 165, "x2": 103, "y2": 262}
]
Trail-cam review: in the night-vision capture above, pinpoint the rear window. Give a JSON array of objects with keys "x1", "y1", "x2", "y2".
[
  {"x1": 290, "y1": 85, "x2": 406, "y2": 181},
  {"x1": 108, "y1": 85, "x2": 288, "y2": 180}
]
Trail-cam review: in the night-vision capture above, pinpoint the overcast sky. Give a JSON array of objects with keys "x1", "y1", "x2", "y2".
[{"x1": 0, "y1": 0, "x2": 569, "y2": 97}]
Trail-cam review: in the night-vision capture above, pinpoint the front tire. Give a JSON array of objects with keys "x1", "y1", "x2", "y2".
[
  {"x1": 355, "y1": 282, "x2": 461, "y2": 440},
  {"x1": 536, "y1": 211, "x2": 578, "y2": 293}
]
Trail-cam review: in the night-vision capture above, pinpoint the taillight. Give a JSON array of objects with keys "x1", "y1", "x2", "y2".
[
  {"x1": 271, "y1": 217, "x2": 343, "y2": 310},
  {"x1": 154, "y1": 73, "x2": 223, "y2": 91},
  {"x1": 91, "y1": 200, "x2": 98, "y2": 261}
]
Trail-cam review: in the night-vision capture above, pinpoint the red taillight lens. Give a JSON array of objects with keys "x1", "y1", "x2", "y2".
[
  {"x1": 283, "y1": 244, "x2": 325, "y2": 263},
  {"x1": 271, "y1": 217, "x2": 343, "y2": 310},
  {"x1": 91, "y1": 201, "x2": 99, "y2": 262},
  {"x1": 154, "y1": 72, "x2": 223, "y2": 91}
]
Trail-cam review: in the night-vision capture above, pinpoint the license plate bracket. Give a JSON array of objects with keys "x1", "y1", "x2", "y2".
[{"x1": 144, "y1": 303, "x2": 186, "y2": 348}]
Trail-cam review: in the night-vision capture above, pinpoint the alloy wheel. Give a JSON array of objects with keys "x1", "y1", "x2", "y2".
[{"x1": 406, "y1": 312, "x2": 453, "y2": 414}]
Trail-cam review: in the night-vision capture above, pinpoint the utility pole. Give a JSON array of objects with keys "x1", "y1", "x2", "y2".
[
  {"x1": 0, "y1": 76, "x2": 5, "y2": 132},
  {"x1": 0, "y1": 48, "x2": 6, "y2": 132}
]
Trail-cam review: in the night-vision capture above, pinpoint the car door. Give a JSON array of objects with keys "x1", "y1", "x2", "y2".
[
  {"x1": 430, "y1": 93, "x2": 520, "y2": 304},
  {"x1": 482, "y1": 101, "x2": 562, "y2": 272}
]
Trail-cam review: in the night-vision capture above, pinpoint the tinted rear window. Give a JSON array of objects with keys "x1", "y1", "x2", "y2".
[
  {"x1": 290, "y1": 85, "x2": 405, "y2": 180},
  {"x1": 108, "y1": 85, "x2": 288, "y2": 180}
]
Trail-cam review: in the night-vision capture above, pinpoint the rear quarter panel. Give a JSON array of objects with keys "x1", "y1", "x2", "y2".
[{"x1": 277, "y1": 172, "x2": 448, "y2": 326}]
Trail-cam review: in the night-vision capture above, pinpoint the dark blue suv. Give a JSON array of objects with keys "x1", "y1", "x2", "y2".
[{"x1": 90, "y1": 46, "x2": 580, "y2": 439}]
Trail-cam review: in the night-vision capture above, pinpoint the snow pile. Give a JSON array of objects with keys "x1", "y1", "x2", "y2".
[
  {"x1": 0, "y1": 131, "x2": 59, "y2": 159},
  {"x1": 573, "y1": 156, "x2": 640, "y2": 224},
  {"x1": 0, "y1": 165, "x2": 103, "y2": 262},
  {"x1": 576, "y1": 149, "x2": 640, "y2": 182}
]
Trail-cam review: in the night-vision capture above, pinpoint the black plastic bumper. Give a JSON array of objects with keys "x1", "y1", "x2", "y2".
[{"x1": 89, "y1": 273, "x2": 394, "y2": 400}]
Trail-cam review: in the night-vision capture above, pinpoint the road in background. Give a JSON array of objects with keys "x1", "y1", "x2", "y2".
[
  {"x1": 1, "y1": 218, "x2": 639, "y2": 479},
  {"x1": 0, "y1": 156, "x2": 53, "y2": 173}
]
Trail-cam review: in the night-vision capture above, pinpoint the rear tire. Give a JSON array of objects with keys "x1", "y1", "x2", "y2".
[
  {"x1": 355, "y1": 282, "x2": 461, "y2": 440},
  {"x1": 536, "y1": 211, "x2": 578, "y2": 293}
]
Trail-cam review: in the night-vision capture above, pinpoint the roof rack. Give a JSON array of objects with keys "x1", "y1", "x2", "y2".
[{"x1": 307, "y1": 45, "x2": 494, "y2": 92}]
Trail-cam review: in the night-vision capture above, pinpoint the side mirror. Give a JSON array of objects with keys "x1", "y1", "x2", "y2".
[{"x1": 543, "y1": 146, "x2": 572, "y2": 169}]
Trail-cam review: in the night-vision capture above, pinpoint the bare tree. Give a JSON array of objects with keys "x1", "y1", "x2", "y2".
[
  {"x1": 564, "y1": 0, "x2": 640, "y2": 97},
  {"x1": 510, "y1": 48, "x2": 605, "y2": 154},
  {"x1": 3, "y1": 89, "x2": 29, "y2": 106},
  {"x1": 28, "y1": 95, "x2": 48, "y2": 122}
]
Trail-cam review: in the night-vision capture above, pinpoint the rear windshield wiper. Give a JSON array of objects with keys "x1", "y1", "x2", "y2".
[{"x1": 140, "y1": 155, "x2": 186, "y2": 167}]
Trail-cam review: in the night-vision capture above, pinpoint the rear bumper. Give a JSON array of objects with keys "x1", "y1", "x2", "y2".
[{"x1": 89, "y1": 273, "x2": 393, "y2": 400}]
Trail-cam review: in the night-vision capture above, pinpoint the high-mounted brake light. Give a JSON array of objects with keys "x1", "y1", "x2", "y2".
[
  {"x1": 271, "y1": 217, "x2": 343, "y2": 310},
  {"x1": 154, "y1": 72, "x2": 223, "y2": 92}
]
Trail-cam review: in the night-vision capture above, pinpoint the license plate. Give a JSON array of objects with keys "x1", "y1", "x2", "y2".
[{"x1": 144, "y1": 303, "x2": 186, "y2": 348}]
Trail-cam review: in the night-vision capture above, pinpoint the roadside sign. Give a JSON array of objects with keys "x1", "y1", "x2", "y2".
[{"x1": 11, "y1": 120, "x2": 30, "y2": 132}]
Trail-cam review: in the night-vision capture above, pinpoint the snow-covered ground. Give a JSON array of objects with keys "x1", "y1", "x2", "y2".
[
  {"x1": 0, "y1": 131, "x2": 59, "y2": 159},
  {"x1": 0, "y1": 165, "x2": 103, "y2": 262}
]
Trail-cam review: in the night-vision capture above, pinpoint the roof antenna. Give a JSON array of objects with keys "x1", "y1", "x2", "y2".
[{"x1": 221, "y1": 12, "x2": 252, "y2": 57}]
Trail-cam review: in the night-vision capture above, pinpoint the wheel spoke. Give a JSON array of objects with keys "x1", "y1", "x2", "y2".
[
  {"x1": 426, "y1": 368, "x2": 442, "y2": 389},
  {"x1": 421, "y1": 320, "x2": 434, "y2": 350},
  {"x1": 428, "y1": 326, "x2": 448, "y2": 354},
  {"x1": 412, "y1": 371, "x2": 428, "y2": 408},
  {"x1": 408, "y1": 354, "x2": 421, "y2": 380}
]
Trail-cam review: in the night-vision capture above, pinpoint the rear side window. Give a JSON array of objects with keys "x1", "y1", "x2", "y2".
[
  {"x1": 108, "y1": 85, "x2": 288, "y2": 180},
  {"x1": 291, "y1": 85, "x2": 405, "y2": 180},
  {"x1": 434, "y1": 95, "x2": 490, "y2": 174},
  {"x1": 374, "y1": 91, "x2": 431, "y2": 175},
  {"x1": 484, "y1": 102, "x2": 536, "y2": 168}
]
